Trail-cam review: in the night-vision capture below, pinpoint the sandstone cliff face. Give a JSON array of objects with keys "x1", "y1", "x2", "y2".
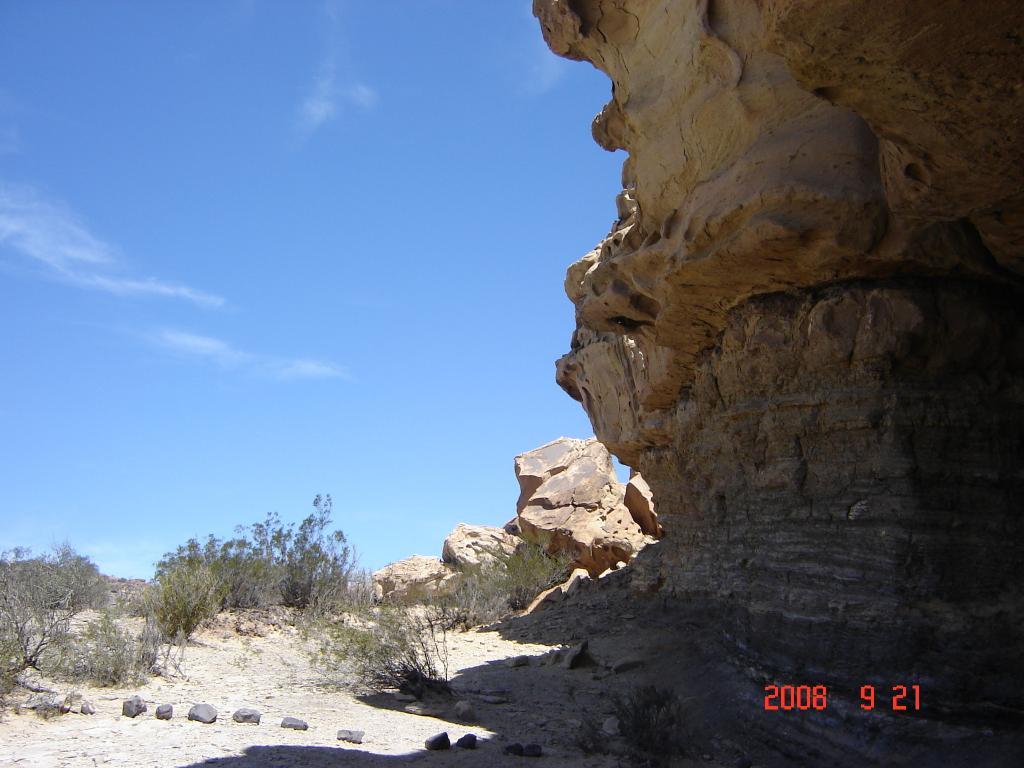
[{"x1": 535, "y1": 0, "x2": 1023, "y2": 763}]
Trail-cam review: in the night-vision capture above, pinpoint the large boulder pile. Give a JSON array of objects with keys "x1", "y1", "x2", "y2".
[
  {"x1": 533, "y1": 0, "x2": 1024, "y2": 764},
  {"x1": 441, "y1": 524, "x2": 518, "y2": 569},
  {"x1": 372, "y1": 555, "x2": 459, "y2": 603},
  {"x1": 513, "y1": 437, "x2": 656, "y2": 575},
  {"x1": 373, "y1": 438, "x2": 659, "y2": 600}
]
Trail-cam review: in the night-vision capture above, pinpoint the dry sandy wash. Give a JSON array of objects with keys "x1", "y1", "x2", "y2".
[{"x1": 0, "y1": 607, "x2": 690, "y2": 768}]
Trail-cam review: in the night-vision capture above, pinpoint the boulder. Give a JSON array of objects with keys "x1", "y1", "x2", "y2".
[
  {"x1": 372, "y1": 555, "x2": 459, "y2": 603},
  {"x1": 121, "y1": 696, "x2": 146, "y2": 718},
  {"x1": 514, "y1": 437, "x2": 651, "y2": 575},
  {"x1": 623, "y1": 471, "x2": 660, "y2": 538},
  {"x1": 441, "y1": 523, "x2": 518, "y2": 569},
  {"x1": 187, "y1": 703, "x2": 217, "y2": 724}
]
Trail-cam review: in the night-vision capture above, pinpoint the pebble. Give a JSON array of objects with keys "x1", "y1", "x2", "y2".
[
  {"x1": 281, "y1": 717, "x2": 308, "y2": 730},
  {"x1": 155, "y1": 704, "x2": 173, "y2": 720},
  {"x1": 455, "y1": 733, "x2": 477, "y2": 749},
  {"x1": 337, "y1": 729, "x2": 365, "y2": 744}
]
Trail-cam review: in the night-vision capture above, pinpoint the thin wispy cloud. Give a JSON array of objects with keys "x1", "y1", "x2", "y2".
[
  {"x1": 294, "y1": 4, "x2": 378, "y2": 140},
  {"x1": 521, "y1": 36, "x2": 570, "y2": 96},
  {"x1": 0, "y1": 183, "x2": 224, "y2": 308},
  {"x1": 155, "y1": 329, "x2": 349, "y2": 381}
]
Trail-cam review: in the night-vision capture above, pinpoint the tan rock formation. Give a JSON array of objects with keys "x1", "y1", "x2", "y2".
[
  {"x1": 441, "y1": 523, "x2": 519, "y2": 570},
  {"x1": 623, "y1": 470, "x2": 659, "y2": 538},
  {"x1": 514, "y1": 437, "x2": 653, "y2": 575},
  {"x1": 372, "y1": 555, "x2": 458, "y2": 603},
  {"x1": 534, "y1": 0, "x2": 1024, "y2": 763}
]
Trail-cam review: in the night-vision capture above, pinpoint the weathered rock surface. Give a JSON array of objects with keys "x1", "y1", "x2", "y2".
[
  {"x1": 372, "y1": 555, "x2": 458, "y2": 603},
  {"x1": 514, "y1": 437, "x2": 653, "y2": 575},
  {"x1": 623, "y1": 471, "x2": 659, "y2": 537},
  {"x1": 441, "y1": 523, "x2": 519, "y2": 569},
  {"x1": 534, "y1": 0, "x2": 1024, "y2": 764},
  {"x1": 121, "y1": 696, "x2": 146, "y2": 718},
  {"x1": 187, "y1": 703, "x2": 217, "y2": 724},
  {"x1": 232, "y1": 707, "x2": 260, "y2": 724}
]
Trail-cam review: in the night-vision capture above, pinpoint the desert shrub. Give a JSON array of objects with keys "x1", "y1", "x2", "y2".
[
  {"x1": 156, "y1": 495, "x2": 359, "y2": 613},
  {"x1": 52, "y1": 610, "x2": 159, "y2": 686},
  {"x1": 612, "y1": 685, "x2": 686, "y2": 764},
  {"x1": 439, "y1": 543, "x2": 571, "y2": 627},
  {"x1": 0, "y1": 546, "x2": 107, "y2": 676},
  {"x1": 309, "y1": 605, "x2": 450, "y2": 697},
  {"x1": 150, "y1": 562, "x2": 220, "y2": 640}
]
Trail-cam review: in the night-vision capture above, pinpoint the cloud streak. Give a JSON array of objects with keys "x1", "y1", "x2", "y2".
[
  {"x1": 155, "y1": 329, "x2": 349, "y2": 381},
  {"x1": 294, "y1": 5, "x2": 378, "y2": 139},
  {"x1": 0, "y1": 183, "x2": 224, "y2": 308}
]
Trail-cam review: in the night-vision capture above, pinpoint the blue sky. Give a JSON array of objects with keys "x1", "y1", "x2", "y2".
[{"x1": 0, "y1": 1, "x2": 624, "y2": 578}]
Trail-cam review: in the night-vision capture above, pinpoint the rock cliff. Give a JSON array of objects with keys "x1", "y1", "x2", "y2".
[{"x1": 534, "y1": 0, "x2": 1024, "y2": 763}]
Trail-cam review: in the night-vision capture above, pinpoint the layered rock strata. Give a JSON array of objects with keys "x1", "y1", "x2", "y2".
[{"x1": 534, "y1": 0, "x2": 1024, "y2": 762}]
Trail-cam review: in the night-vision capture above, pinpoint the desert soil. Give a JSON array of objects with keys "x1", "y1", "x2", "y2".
[{"x1": 0, "y1": 612, "x2": 627, "y2": 768}]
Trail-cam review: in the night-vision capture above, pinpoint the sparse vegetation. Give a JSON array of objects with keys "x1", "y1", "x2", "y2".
[
  {"x1": 0, "y1": 545, "x2": 107, "y2": 679},
  {"x1": 437, "y1": 542, "x2": 571, "y2": 628},
  {"x1": 53, "y1": 611, "x2": 160, "y2": 686},
  {"x1": 612, "y1": 685, "x2": 687, "y2": 765},
  {"x1": 308, "y1": 605, "x2": 451, "y2": 698},
  {"x1": 149, "y1": 561, "x2": 220, "y2": 640},
  {"x1": 156, "y1": 494, "x2": 360, "y2": 614}
]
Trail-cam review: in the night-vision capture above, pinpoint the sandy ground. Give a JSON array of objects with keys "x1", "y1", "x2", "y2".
[{"x1": 0, "y1": 613, "x2": 630, "y2": 768}]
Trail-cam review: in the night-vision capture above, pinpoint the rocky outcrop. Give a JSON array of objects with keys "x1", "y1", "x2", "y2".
[
  {"x1": 623, "y1": 470, "x2": 659, "y2": 538},
  {"x1": 534, "y1": 0, "x2": 1024, "y2": 764},
  {"x1": 514, "y1": 437, "x2": 654, "y2": 575},
  {"x1": 372, "y1": 555, "x2": 459, "y2": 603},
  {"x1": 441, "y1": 524, "x2": 519, "y2": 569}
]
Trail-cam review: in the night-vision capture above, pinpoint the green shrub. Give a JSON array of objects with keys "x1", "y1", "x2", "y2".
[
  {"x1": 156, "y1": 494, "x2": 359, "y2": 613},
  {"x1": 0, "y1": 545, "x2": 107, "y2": 676},
  {"x1": 308, "y1": 605, "x2": 450, "y2": 698},
  {"x1": 151, "y1": 563, "x2": 220, "y2": 640},
  {"x1": 53, "y1": 611, "x2": 159, "y2": 686}
]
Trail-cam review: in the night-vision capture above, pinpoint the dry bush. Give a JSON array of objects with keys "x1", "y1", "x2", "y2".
[
  {"x1": 613, "y1": 685, "x2": 687, "y2": 765},
  {"x1": 0, "y1": 546, "x2": 107, "y2": 678},
  {"x1": 52, "y1": 611, "x2": 160, "y2": 686},
  {"x1": 437, "y1": 543, "x2": 571, "y2": 628},
  {"x1": 308, "y1": 605, "x2": 450, "y2": 698}
]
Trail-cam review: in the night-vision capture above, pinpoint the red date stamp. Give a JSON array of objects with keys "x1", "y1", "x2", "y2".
[{"x1": 763, "y1": 684, "x2": 921, "y2": 712}]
